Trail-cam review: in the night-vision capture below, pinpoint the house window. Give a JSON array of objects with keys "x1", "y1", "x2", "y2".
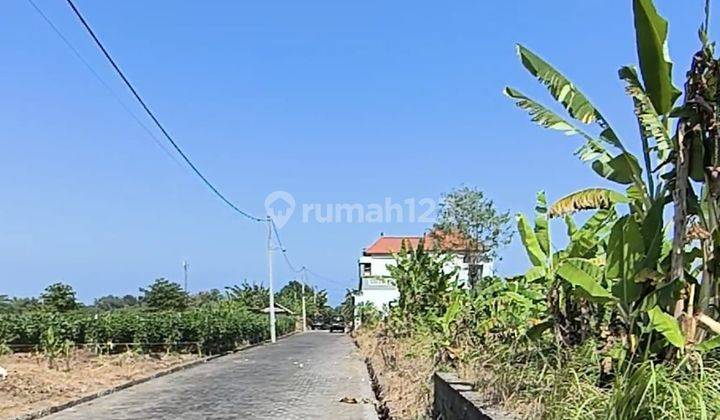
[{"x1": 360, "y1": 263, "x2": 371, "y2": 276}]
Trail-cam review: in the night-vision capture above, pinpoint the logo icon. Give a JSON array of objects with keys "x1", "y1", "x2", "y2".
[{"x1": 265, "y1": 191, "x2": 296, "y2": 229}]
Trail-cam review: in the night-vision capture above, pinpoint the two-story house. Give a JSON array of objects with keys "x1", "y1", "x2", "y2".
[{"x1": 354, "y1": 232, "x2": 494, "y2": 312}]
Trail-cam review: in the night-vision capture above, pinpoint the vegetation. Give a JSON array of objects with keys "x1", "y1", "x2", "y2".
[
  {"x1": 434, "y1": 185, "x2": 513, "y2": 284},
  {"x1": 358, "y1": 1, "x2": 720, "y2": 418},
  {"x1": 0, "y1": 276, "x2": 329, "y2": 360},
  {"x1": 40, "y1": 283, "x2": 79, "y2": 313},
  {"x1": 94, "y1": 294, "x2": 139, "y2": 311},
  {"x1": 139, "y1": 278, "x2": 190, "y2": 311},
  {"x1": 275, "y1": 280, "x2": 329, "y2": 318},
  {"x1": 0, "y1": 300, "x2": 295, "y2": 355},
  {"x1": 505, "y1": 0, "x2": 720, "y2": 358},
  {"x1": 225, "y1": 281, "x2": 270, "y2": 308}
]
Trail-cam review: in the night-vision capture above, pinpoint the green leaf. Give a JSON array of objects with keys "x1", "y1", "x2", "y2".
[
  {"x1": 504, "y1": 87, "x2": 599, "y2": 142},
  {"x1": 515, "y1": 45, "x2": 622, "y2": 148},
  {"x1": 526, "y1": 319, "x2": 553, "y2": 341},
  {"x1": 647, "y1": 306, "x2": 685, "y2": 348},
  {"x1": 525, "y1": 266, "x2": 546, "y2": 282},
  {"x1": 564, "y1": 215, "x2": 578, "y2": 238},
  {"x1": 557, "y1": 258, "x2": 614, "y2": 302},
  {"x1": 505, "y1": 88, "x2": 627, "y2": 184},
  {"x1": 591, "y1": 152, "x2": 643, "y2": 185},
  {"x1": 575, "y1": 137, "x2": 612, "y2": 163},
  {"x1": 641, "y1": 199, "x2": 665, "y2": 269},
  {"x1": 567, "y1": 209, "x2": 617, "y2": 258},
  {"x1": 549, "y1": 188, "x2": 627, "y2": 218},
  {"x1": 607, "y1": 216, "x2": 645, "y2": 307},
  {"x1": 633, "y1": 0, "x2": 681, "y2": 114},
  {"x1": 619, "y1": 66, "x2": 672, "y2": 160},
  {"x1": 696, "y1": 335, "x2": 720, "y2": 353},
  {"x1": 516, "y1": 213, "x2": 547, "y2": 267},
  {"x1": 534, "y1": 191, "x2": 550, "y2": 255},
  {"x1": 625, "y1": 183, "x2": 649, "y2": 208}
]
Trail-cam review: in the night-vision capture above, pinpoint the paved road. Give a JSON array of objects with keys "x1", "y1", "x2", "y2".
[{"x1": 48, "y1": 332, "x2": 377, "y2": 420}]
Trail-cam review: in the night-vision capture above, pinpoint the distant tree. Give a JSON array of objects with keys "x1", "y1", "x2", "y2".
[
  {"x1": 276, "y1": 281, "x2": 330, "y2": 317},
  {"x1": 139, "y1": 278, "x2": 189, "y2": 311},
  {"x1": 434, "y1": 185, "x2": 513, "y2": 285},
  {"x1": 40, "y1": 283, "x2": 79, "y2": 312},
  {"x1": 94, "y1": 294, "x2": 139, "y2": 311},
  {"x1": 337, "y1": 289, "x2": 357, "y2": 320},
  {"x1": 0, "y1": 295, "x2": 10, "y2": 313},
  {"x1": 192, "y1": 289, "x2": 224, "y2": 306},
  {"x1": 225, "y1": 281, "x2": 269, "y2": 309},
  {"x1": 8, "y1": 297, "x2": 41, "y2": 313},
  {"x1": 312, "y1": 289, "x2": 330, "y2": 316}
]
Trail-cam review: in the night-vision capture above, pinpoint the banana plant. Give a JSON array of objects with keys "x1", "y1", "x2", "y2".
[
  {"x1": 518, "y1": 191, "x2": 618, "y2": 345},
  {"x1": 508, "y1": 0, "x2": 720, "y2": 357},
  {"x1": 666, "y1": 11, "x2": 720, "y2": 350}
]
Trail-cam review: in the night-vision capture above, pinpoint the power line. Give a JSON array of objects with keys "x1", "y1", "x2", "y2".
[
  {"x1": 30, "y1": 0, "x2": 339, "y2": 293},
  {"x1": 63, "y1": 0, "x2": 263, "y2": 222},
  {"x1": 270, "y1": 219, "x2": 303, "y2": 273},
  {"x1": 270, "y1": 220, "x2": 348, "y2": 287},
  {"x1": 26, "y1": 0, "x2": 184, "y2": 169},
  {"x1": 305, "y1": 268, "x2": 345, "y2": 286},
  {"x1": 281, "y1": 250, "x2": 304, "y2": 274}
]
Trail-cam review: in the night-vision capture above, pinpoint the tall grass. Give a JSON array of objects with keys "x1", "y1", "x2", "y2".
[
  {"x1": 530, "y1": 351, "x2": 720, "y2": 419},
  {"x1": 456, "y1": 337, "x2": 720, "y2": 419}
]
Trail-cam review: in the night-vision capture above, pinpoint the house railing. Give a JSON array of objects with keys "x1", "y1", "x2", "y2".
[{"x1": 363, "y1": 275, "x2": 394, "y2": 286}]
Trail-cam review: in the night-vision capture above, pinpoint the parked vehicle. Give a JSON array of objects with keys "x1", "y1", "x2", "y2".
[
  {"x1": 311, "y1": 316, "x2": 327, "y2": 330},
  {"x1": 328, "y1": 316, "x2": 345, "y2": 333}
]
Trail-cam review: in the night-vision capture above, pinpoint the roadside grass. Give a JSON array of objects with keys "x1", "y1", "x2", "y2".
[
  {"x1": 358, "y1": 325, "x2": 720, "y2": 419},
  {"x1": 356, "y1": 326, "x2": 437, "y2": 419}
]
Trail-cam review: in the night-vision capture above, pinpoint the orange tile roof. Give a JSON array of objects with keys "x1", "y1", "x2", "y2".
[
  {"x1": 364, "y1": 236, "x2": 423, "y2": 255},
  {"x1": 364, "y1": 231, "x2": 471, "y2": 255}
]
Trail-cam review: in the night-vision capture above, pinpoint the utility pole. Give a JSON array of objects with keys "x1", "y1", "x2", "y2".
[
  {"x1": 182, "y1": 260, "x2": 189, "y2": 292},
  {"x1": 266, "y1": 218, "x2": 277, "y2": 343},
  {"x1": 301, "y1": 267, "x2": 307, "y2": 332}
]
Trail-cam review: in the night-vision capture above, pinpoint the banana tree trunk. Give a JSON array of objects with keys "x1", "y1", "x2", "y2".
[{"x1": 671, "y1": 121, "x2": 690, "y2": 318}]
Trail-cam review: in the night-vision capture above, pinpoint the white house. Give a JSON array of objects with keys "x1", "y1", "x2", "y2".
[{"x1": 354, "y1": 233, "x2": 494, "y2": 312}]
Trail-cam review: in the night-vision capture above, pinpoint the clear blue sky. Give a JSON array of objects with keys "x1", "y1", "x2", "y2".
[{"x1": 0, "y1": 1, "x2": 707, "y2": 304}]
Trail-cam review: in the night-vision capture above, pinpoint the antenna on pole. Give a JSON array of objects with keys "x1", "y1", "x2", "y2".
[{"x1": 183, "y1": 260, "x2": 189, "y2": 292}]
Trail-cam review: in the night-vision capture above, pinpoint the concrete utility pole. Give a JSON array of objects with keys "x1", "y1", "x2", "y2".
[
  {"x1": 301, "y1": 267, "x2": 307, "y2": 332},
  {"x1": 266, "y1": 218, "x2": 277, "y2": 343},
  {"x1": 182, "y1": 261, "x2": 189, "y2": 292}
]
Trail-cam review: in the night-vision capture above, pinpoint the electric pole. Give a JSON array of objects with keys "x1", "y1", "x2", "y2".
[
  {"x1": 182, "y1": 260, "x2": 189, "y2": 292},
  {"x1": 301, "y1": 267, "x2": 307, "y2": 332},
  {"x1": 266, "y1": 218, "x2": 277, "y2": 343}
]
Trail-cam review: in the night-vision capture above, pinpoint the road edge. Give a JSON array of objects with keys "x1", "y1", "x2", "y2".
[
  {"x1": 14, "y1": 331, "x2": 300, "y2": 420},
  {"x1": 353, "y1": 336, "x2": 389, "y2": 420}
]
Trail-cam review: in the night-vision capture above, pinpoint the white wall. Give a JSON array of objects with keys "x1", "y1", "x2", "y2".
[
  {"x1": 355, "y1": 288, "x2": 399, "y2": 312},
  {"x1": 358, "y1": 252, "x2": 496, "y2": 311},
  {"x1": 361, "y1": 253, "x2": 487, "y2": 280}
]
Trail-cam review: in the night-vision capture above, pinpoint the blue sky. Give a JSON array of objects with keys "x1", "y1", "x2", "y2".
[{"x1": 0, "y1": 1, "x2": 708, "y2": 304}]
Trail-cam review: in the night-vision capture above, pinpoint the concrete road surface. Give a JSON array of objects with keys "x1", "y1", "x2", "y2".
[{"x1": 47, "y1": 331, "x2": 377, "y2": 420}]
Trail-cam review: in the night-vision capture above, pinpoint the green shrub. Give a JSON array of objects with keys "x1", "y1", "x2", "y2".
[{"x1": 0, "y1": 302, "x2": 295, "y2": 354}]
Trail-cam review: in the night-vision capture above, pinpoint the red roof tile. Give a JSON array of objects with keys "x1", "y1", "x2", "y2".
[
  {"x1": 364, "y1": 236, "x2": 422, "y2": 255},
  {"x1": 364, "y1": 231, "x2": 470, "y2": 255}
]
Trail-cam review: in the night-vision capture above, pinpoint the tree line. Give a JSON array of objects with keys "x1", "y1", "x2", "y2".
[{"x1": 0, "y1": 278, "x2": 331, "y2": 317}]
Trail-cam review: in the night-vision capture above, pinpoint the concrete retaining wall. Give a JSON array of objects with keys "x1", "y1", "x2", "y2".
[{"x1": 432, "y1": 372, "x2": 513, "y2": 420}]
